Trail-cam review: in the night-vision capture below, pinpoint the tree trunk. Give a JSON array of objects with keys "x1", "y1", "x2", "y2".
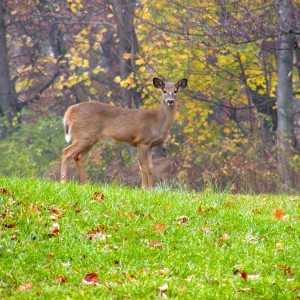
[
  {"x1": 112, "y1": 0, "x2": 141, "y2": 108},
  {"x1": 0, "y1": 1, "x2": 13, "y2": 117},
  {"x1": 276, "y1": 0, "x2": 295, "y2": 191}
]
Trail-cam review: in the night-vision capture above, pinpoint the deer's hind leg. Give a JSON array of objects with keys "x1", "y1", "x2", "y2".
[{"x1": 61, "y1": 140, "x2": 94, "y2": 183}]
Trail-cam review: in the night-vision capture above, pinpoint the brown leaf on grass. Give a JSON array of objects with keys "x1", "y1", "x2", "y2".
[
  {"x1": 177, "y1": 216, "x2": 189, "y2": 225},
  {"x1": 240, "y1": 271, "x2": 247, "y2": 280},
  {"x1": 46, "y1": 253, "x2": 55, "y2": 259},
  {"x1": 197, "y1": 206, "x2": 204, "y2": 215},
  {"x1": 92, "y1": 191, "x2": 105, "y2": 202},
  {"x1": 275, "y1": 242, "x2": 284, "y2": 250},
  {"x1": 150, "y1": 240, "x2": 164, "y2": 248},
  {"x1": 53, "y1": 275, "x2": 67, "y2": 284},
  {"x1": 215, "y1": 233, "x2": 230, "y2": 246},
  {"x1": 224, "y1": 201, "x2": 232, "y2": 207},
  {"x1": 126, "y1": 274, "x2": 137, "y2": 280},
  {"x1": 158, "y1": 283, "x2": 168, "y2": 299},
  {"x1": 4, "y1": 223, "x2": 16, "y2": 229},
  {"x1": 18, "y1": 282, "x2": 33, "y2": 291},
  {"x1": 201, "y1": 226, "x2": 211, "y2": 234},
  {"x1": 48, "y1": 223, "x2": 60, "y2": 237},
  {"x1": 0, "y1": 188, "x2": 8, "y2": 194},
  {"x1": 50, "y1": 207, "x2": 63, "y2": 221},
  {"x1": 153, "y1": 222, "x2": 167, "y2": 233},
  {"x1": 118, "y1": 212, "x2": 135, "y2": 219},
  {"x1": 82, "y1": 273, "x2": 99, "y2": 285},
  {"x1": 277, "y1": 264, "x2": 293, "y2": 276},
  {"x1": 85, "y1": 225, "x2": 110, "y2": 241},
  {"x1": 272, "y1": 207, "x2": 284, "y2": 220}
]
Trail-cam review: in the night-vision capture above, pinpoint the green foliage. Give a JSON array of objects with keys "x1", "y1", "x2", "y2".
[
  {"x1": 0, "y1": 114, "x2": 65, "y2": 178},
  {"x1": 0, "y1": 177, "x2": 299, "y2": 299}
]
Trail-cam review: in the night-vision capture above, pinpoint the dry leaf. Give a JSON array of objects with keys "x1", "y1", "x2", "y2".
[
  {"x1": 50, "y1": 207, "x2": 62, "y2": 220},
  {"x1": 4, "y1": 223, "x2": 16, "y2": 229},
  {"x1": 150, "y1": 240, "x2": 164, "y2": 248},
  {"x1": 275, "y1": 242, "x2": 284, "y2": 250},
  {"x1": 118, "y1": 212, "x2": 135, "y2": 219},
  {"x1": 197, "y1": 206, "x2": 204, "y2": 215},
  {"x1": 158, "y1": 283, "x2": 168, "y2": 299},
  {"x1": 221, "y1": 233, "x2": 230, "y2": 240},
  {"x1": 272, "y1": 207, "x2": 284, "y2": 220},
  {"x1": 82, "y1": 273, "x2": 99, "y2": 285},
  {"x1": 85, "y1": 225, "x2": 110, "y2": 241},
  {"x1": 177, "y1": 216, "x2": 189, "y2": 224},
  {"x1": 92, "y1": 192, "x2": 105, "y2": 202},
  {"x1": 53, "y1": 275, "x2": 67, "y2": 284},
  {"x1": 240, "y1": 271, "x2": 247, "y2": 280},
  {"x1": 247, "y1": 274, "x2": 260, "y2": 280},
  {"x1": 201, "y1": 226, "x2": 211, "y2": 234},
  {"x1": 153, "y1": 222, "x2": 167, "y2": 233},
  {"x1": 0, "y1": 188, "x2": 8, "y2": 194},
  {"x1": 122, "y1": 52, "x2": 131, "y2": 59},
  {"x1": 48, "y1": 223, "x2": 60, "y2": 237},
  {"x1": 18, "y1": 282, "x2": 33, "y2": 291}
]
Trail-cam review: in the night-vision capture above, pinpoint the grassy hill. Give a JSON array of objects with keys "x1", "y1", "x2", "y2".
[{"x1": 0, "y1": 177, "x2": 299, "y2": 299}]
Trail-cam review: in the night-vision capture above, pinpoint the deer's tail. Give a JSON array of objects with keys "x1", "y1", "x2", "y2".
[{"x1": 63, "y1": 116, "x2": 72, "y2": 143}]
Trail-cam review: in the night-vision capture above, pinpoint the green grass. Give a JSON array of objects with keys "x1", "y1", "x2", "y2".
[{"x1": 0, "y1": 176, "x2": 299, "y2": 299}]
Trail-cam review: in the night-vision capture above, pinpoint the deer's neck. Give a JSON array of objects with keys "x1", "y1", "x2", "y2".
[{"x1": 157, "y1": 101, "x2": 177, "y2": 131}]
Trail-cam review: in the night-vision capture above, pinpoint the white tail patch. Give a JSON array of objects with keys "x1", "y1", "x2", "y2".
[
  {"x1": 65, "y1": 130, "x2": 72, "y2": 143},
  {"x1": 63, "y1": 118, "x2": 72, "y2": 143}
]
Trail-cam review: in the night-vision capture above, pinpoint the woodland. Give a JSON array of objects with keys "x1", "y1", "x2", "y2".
[{"x1": 0, "y1": 0, "x2": 300, "y2": 193}]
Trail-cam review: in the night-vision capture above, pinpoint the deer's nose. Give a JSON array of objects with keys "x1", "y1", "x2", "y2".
[{"x1": 167, "y1": 99, "x2": 174, "y2": 105}]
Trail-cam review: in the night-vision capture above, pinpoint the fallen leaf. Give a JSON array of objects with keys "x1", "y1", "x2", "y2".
[
  {"x1": 118, "y1": 212, "x2": 135, "y2": 219},
  {"x1": 247, "y1": 274, "x2": 260, "y2": 280},
  {"x1": 275, "y1": 242, "x2": 284, "y2": 250},
  {"x1": 272, "y1": 207, "x2": 284, "y2": 220},
  {"x1": 201, "y1": 226, "x2": 211, "y2": 234},
  {"x1": 197, "y1": 206, "x2": 204, "y2": 215},
  {"x1": 82, "y1": 273, "x2": 99, "y2": 285},
  {"x1": 177, "y1": 216, "x2": 189, "y2": 224},
  {"x1": 153, "y1": 222, "x2": 167, "y2": 233},
  {"x1": 224, "y1": 201, "x2": 232, "y2": 207},
  {"x1": 18, "y1": 282, "x2": 33, "y2": 291},
  {"x1": 240, "y1": 271, "x2": 247, "y2": 280},
  {"x1": 0, "y1": 188, "x2": 8, "y2": 194},
  {"x1": 233, "y1": 268, "x2": 248, "y2": 280},
  {"x1": 50, "y1": 207, "x2": 63, "y2": 220},
  {"x1": 150, "y1": 240, "x2": 164, "y2": 248},
  {"x1": 4, "y1": 223, "x2": 16, "y2": 229},
  {"x1": 92, "y1": 192, "x2": 105, "y2": 202},
  {"x1": 53, "y1": 275, "x2": 67, "y2": 284},
  {"x1": 48, "y1": 223, "x2": 60, "y2": 237},
  {"x1": 277, "y1": 264, "x2": 293, "y2": 276},
  {"x1": 85, "y1": 225, "x2": 110, "y2": 241},
  {"x1": 158, "y1": 283, "x2": 168, "y2": 299},
  {"x1": 126, "y1": 274, "x2": 137, "y2": 280},
  {"x1": 215, "y1": 233, "x2": 231, "y2": 247},
  {"x1": 221, "y1": 233, "x2": 230, "y2": 240}
]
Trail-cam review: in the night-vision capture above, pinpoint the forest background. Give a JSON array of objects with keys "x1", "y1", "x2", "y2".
[{"x1": 0, "y1": 0, "x2": 300, "y2": 193}]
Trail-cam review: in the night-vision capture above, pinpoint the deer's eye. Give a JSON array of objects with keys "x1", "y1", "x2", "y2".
[
  {"x1": 163, "y1": 90, "x2": 167, "y2": 93},
  {"x1": 174, "y1": 90, "x2": 177, "y2": 94}
]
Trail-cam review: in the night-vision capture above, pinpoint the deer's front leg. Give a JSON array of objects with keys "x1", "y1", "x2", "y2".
[
  {"x1": 137, "y1": 144, "x2": 150, "y2": 189},
  {"x1": 147, "y1": 149, "x2": 153, "y2": 189}
]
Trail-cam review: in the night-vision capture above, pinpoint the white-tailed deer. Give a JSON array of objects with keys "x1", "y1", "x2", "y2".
[{"x1": 61, "y1": 77, "x2": 187, "y2": 188}]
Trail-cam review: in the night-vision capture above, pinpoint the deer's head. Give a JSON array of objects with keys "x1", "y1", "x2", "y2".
[{"x1": 153, "y1": 78, "x2": 188, "y2": 106}]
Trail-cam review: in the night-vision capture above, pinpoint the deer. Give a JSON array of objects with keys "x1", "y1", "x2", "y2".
[{"x1": 60, "y1": 77, "x2": 188, "y2": 189}]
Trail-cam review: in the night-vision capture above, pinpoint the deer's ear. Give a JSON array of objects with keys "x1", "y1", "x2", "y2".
[
  {"x1": 153, "y1": 78, "x2": 165, "y2": 90},
  {"x1": 176, "y1": 79, "x2": 188, "y2": 91}
]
